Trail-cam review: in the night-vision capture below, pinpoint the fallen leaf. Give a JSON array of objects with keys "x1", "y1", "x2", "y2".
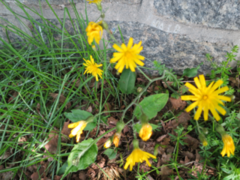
[
  {"x1": 183, "y1": 134, "x2": 199, "y2": 150},
  {"x1": 49, "y1": 93, "x2": 71, "y2": 110},
  {"x1": 44, "y1": 131, "x2": 58, "y2": 160},
  {"x1": 170, "y1": 97, "x2": 187, "y2": 110},
  {"x1": 161, "y1": 166, "x2": 173, "y2": 176},
  {"x1": 86, "y1": 106, "x2": 92, "y2": 113},
  {"x1": 157, "y1": 134, "x2": 168, "y2": 142},
  {"x1": 161, "y1": 153, "x2": 171, "y2": 164},
  {"x1": 61, "y1": 121, "x2": 71, "y2": 142}
]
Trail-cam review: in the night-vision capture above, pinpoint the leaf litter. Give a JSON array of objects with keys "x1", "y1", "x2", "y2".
[{"x1": 1, "y1": 72, "x2": 219, "y2": 180}]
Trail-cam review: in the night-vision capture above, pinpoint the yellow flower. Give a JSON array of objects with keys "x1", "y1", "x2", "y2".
[
  {"x1": 202, "y1": 140, "x2": 208, "y2": 146},
  {"x1": 83, "y1": 55, "x2": 103, "y2": 81},
  {"x1": 86, "y1": 22, "x2": 103, "y2": 47},
  {"x1": 110, "y1": 37, "x2": 145, "y2": 73},
  {"x1": 181, "y1": 74, "x2": 231, "y2": 121},
  {"x1": 139, "y1": 123, "x2": 152, "y2": 141},
  {"x1": 124, "y1": 148, "x2": 156, "y2": 171},
  {"x1": 221, "y1": 134, "x2": 235, "y2": 157},
  {"x1": 104, "y1": 139, "x2": 111, "y2": 149},
  {"x1": 113, "y1": 132, "x2": 121, "y2": 147},
  {"x1": 68, "y1": 121, "x2": 87, "y2": 143},
  {"x1": 87, "y1": 0, "x2": 101, "y2": 4}
]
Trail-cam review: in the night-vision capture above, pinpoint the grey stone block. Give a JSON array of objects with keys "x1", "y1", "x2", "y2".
[
  {"x1": 0, "y1": 0, "x2": 240, "y2": 75},
  {"x1": 154, "y1": 0, "x2": 240, "y2": 30}
]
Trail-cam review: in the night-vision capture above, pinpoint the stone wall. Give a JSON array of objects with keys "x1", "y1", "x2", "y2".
[{"x1": 1, "y1": 0, "x2": 240, "y2": 74}]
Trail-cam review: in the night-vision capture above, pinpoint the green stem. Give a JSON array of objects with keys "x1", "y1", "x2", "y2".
[{"x1": 120, "y1": 70, "x2": 166, "y2": 122}]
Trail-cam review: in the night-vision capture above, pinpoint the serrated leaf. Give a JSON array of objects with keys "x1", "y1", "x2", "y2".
[
  {"x1": 118, "y1": 69, "x2": 136, "y2": 94},
  {"x1": 133, "y1": 93, "x2": 169, "y2": 119},
  {"x1": 63, "y1": 138, "x2": 98, "y2": 178},
  {"x1": 103, "y1": 149, "x2": 117, "y2": 160}
]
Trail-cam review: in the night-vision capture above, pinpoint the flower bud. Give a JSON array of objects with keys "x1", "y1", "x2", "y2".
[
  {"x1": 140, "y1": 112, "x2": 148, "y2": 124},
  {"x1": 215, "y1": 124, "x2": 226, "y2": 136},
  {"x1": 198, "y1": 133, "x2": 207, "y2": 146},
  {"x1": 202, "y1": 128, "x2": 208, "y2": 134},
  {"x1": 86, "y1": 116, "x2": 95, "y2": 123},
  {"x1": 132, "y1": 139, "x2": 139, "y2": 149},
  {"x1": 113, "y1": 132, "x2": 121, "y2": 147},
  {"x1": 116, "y1": 121, "x2": 125, "y2": 133},
  {"x1": 104, "y1": 139, "x2": 111, "y2": 149},
  {"x1": 102, "y1": 21, "x2": 109, "y2": 30},
  {"x1": 137, "y1": 87, "x2": 143, "y2": 93},
  {"x1": 139, "y1": 123, "x2": 152, "y2": 141},
  {"x1": 96, "y1": 3, "x2": 102, "y2": 11}
]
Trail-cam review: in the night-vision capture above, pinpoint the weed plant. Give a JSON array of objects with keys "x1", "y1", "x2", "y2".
[{"x1": 0, "y1": 0, "x2": 240, "y2": 180}]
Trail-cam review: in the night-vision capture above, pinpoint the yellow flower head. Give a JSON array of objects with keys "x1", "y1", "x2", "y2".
[
  {"x1": 221, "y1": 134, "x2": 235, "y2": 157},
  {"x1": 83, "y1": 55, "x2": 103, "y2": 81},
  {"x1": 110, "y1": 37, "x2": 145, "y2": 73},
  {"x1": 104, "y1": 139, "x2": 112, "y2": 149},
  {"x1": 181, "y1": 74, "x2": 231, "y2": 121},
  {"x1": 68, "y1": 121, "x2": 87, "y2": 143},
  {"x1": 87, "y1": 0, "x2": 101, "y2": 4},
  {"x1": 202, "y1": 140, "x2": 208, "y2": 146},
  {"x1": 139, "y1": 123, "x2": 152, "y2": 141},
  {"x1": 124, "y1": 148, "x2": 156, "y2": 171},
  {"x1": 86, "y1": 22, "x2": 103, "y2": 46},
  {"x1": 113, "y1": 132, "x2": 121, "y2": 147}
]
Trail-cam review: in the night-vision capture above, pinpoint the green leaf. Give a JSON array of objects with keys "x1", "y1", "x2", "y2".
[
  {"x1": 63, "y1": 138, "x2": 98, "y2": 178},
  {"x1": 183, "y1": 63, "x2": 203, "y2": 78},
  {"x1": 150, "y1": 123, "x2": 160, "y2": 131},
  {"x1": 118, "y1": 69, "x2": 136, "y2": 94},
  {"x1": 64, "y1": 110, "x2": 97, "y2": 131},
  {"x1": 133, "y1": 93, "x2": 169, "y2": 119},
  {"x1": 103, "y1": 149, "x2": 117, "y2": 160},
  {"x1": 57, "y1": 162, "x2": 68, "y2": 175}
]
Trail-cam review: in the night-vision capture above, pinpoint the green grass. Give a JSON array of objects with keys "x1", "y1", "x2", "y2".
[{"x1": 0, "y1": 1, "x2": 119, "y2": 178}]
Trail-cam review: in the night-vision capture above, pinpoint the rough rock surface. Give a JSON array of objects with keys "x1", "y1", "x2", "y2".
[
  {"x1": 1, "y1": 0, "x2": 240, "y2": 74},
  {"x1": 154, "y1": 0, "x2": 240, "y2": 30}
]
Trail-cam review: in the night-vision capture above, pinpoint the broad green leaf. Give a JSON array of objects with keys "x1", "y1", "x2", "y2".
[
  {"x1": 64, "y1": 110, "x2": 97, "y2": 131},
  {"x1": 103, "y1": 149, "x2": 117, "y2": 160},
  {"x1": 63, "y1": 138, "x2": 98, "y2": 178},
  {"x1": 133, "y1": 93, "x2": 169, "y2": 119},
  {"x1": 118, "y1": 69, "x2": 136, "y2": 94}
]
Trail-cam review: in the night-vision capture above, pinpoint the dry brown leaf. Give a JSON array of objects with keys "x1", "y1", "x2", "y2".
[
  {"x1": 169, "y1": 97, "x2": 187, "y2": 110},
  {"x1": 44, "y1": 131, "x2": 58, "y2": 157},
  {"x1": 87, "y1": 168, "x2": 96, "y2": 179},
  {"x1": 161, "y1": 153, "x2": 171, "y2": 164},
  {"x1": 30, "y1": 167, "x2": 45, "y2": 180},
  {"x1": 107, "y1": 117, "x2": 118, "y2": 127},
  {"x1": 165, "y1": 112, "x2": 191, "y2": 130},
  {"x1": 54, "y1": 175, "x2": 62, "y2": 180},
  {"x1": 161, "y1": 166, "x2": 173, "y2": 176},
  {"x1": 103, "y1": 103, "x2": 111, "y2": 115},
  {"x1": 86, "y1": 106, "x2": 93, "y2": 113},
  {"x1": 61, "y1": 121, "x2": 71, "y2": 142},
  {"x1": 183, "y1": 134, "x2": 199, "y2": 150},
  {"x1": 8, "y1": 91, "x2": 18, "y2": 103},
  {"x1": 156, "y1": 134, "x2": 168, "y2": 142},
  {"x1": 49, "y1": 93, "x2": 71, "y2": 110},
  {"x1": 182, "y1": 151, "x2": 195, "y2": 160},
  {"x1": 78, "y1": 171, "x2": 86, "y2": 180},
  {"x1": 0, "y1": 171, "x2": 14, "y2": 180}
]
